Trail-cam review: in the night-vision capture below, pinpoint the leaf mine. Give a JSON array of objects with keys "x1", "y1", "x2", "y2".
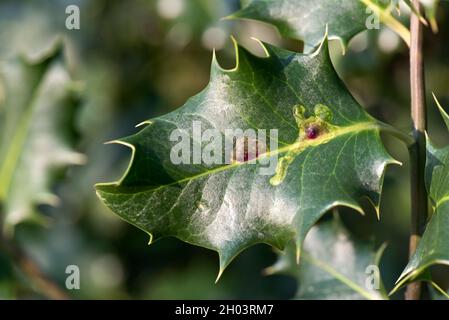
[{"x1": 96, "y1": 37, "x2": 396, "y2": 276}]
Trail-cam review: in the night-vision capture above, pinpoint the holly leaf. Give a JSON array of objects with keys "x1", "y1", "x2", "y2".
[
  {"x1": 420, "y1": 0, "x2": 449, "y2": 33},
  {"x1": 392, "y1": 95, "x2": 449, "y2": 292},
  {"x1": 95, "y1": 37, "x2": 397, "y2": 278},
  {"x1": 227, "y1": 0, "x2": 410, "y2": 51},
  {"x1": 229, "y1": 0, "x2": 367, "y2": 50},
  {"x1": 265, "y1": 216, "x2": 388, "y2": 300},
  {"x1": 422, "y1": 0, "x2": 440, "y2": 32},
  {"x1": 0, "y1": 41, "x2": 85, "y2": 231},
  {"x1": 404, "y1": 0, "x2": 443, "y2": 33}
]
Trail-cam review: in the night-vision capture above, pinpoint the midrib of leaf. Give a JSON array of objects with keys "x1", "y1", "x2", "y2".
[
  {"x1": 96, "y1": 121, "x2": 380, "y2": 193},
  {"x1": 435, "y1": 195, "x2": 449, "y2": 209},
  {"x1": 392, "y1": 259, "x2": 449, "y2": 295},
  {"x1": 302, "y1": 252, "x2": 383, "y2": 300},
  {"x1": 0, "y1": 71, "x2": 46, "y2": 200},
  {"x1": 429, "y1": 281, "x2": 449, "y2": 299}
]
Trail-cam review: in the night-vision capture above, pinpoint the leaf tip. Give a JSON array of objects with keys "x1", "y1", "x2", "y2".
[
  {"x1": 262, "y1": 266, "x2": 276, "y2": 276},
  {"x1": 433, "y1": 92, "x2": 446, "y2": 115},
  {"x1": 392, "y1": 159, "x2": 403, "y2": 167},
  {"x1": 37, "y1": 192, "x2": 61, "y2": 207},
  {"x1": 104, "y1": 139, "x2": 120, "y2": 145},
  {"x1": 309, "y1": 24, "x2": 329, "y2": 58},
  {"x1": 220, "y1": 14, "x2": 235, "y2": 21},
  {"x1": 388, "y1": 283, "x2": 401, "y2": 296},
  {"x1": 432, "y1": 93, "x2": 449, "y2": 130},
  {"x1": 212, "y1": 36, "x2": 240, "y2": 73},
  {"x1": 249, "y1": 37, "x2": 270, "y2": 58},
  {"x1": 147, "y1": 233, "x2": 154, "y2": 245},
  {"x1": 390, "y1": 268, "x2": 414, "y2": 296},
  {"x1": 374, "y1": 204, "x2": 381, "y2": 221},
  {"x1": 324, "y1": 24, "x2": 329, "y2": 38},
  {"x1": 104, "y1": 140, "x2": 134, "y2": 150},
  {"x1": 215, "y1": 267, "x2": 225, "y2": 284},
  {"x1": 135, "y1": 120, "x2": 153, "y2": 128},
  {"x1": 69, "y1": 152, "x2": 88, "y2": 165},
  {"x1": 375, "y1": 242, "x2": 388, "y2": 265},
  {"x1": 430, "y1": 20, "x2": 438, "y2": 34}
]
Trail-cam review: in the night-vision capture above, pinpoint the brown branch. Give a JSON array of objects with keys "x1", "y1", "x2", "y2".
[
  {"x1": 406, "y1": 0, "x2": 428, "y2": 300},
  {"x1": 0, "y1": 233, "x2": 69, "y2": 300}
]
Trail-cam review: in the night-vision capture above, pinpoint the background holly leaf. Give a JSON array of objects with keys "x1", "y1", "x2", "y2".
[
  {"x1": 405, "y1": 0, "x2": 444, "y2": 32},
  {"x1": 0, "y1": 41, "x2": 85, "y2": 232},
  {"x1": 422, "y1": 0, "x2": 441, "y2": 32},
  {"x1": 96, "y1": 37, "x2": 397, "y2": 277},
  {"x1": 393, "y1": 96, "x2": 449, "y2": 292},
  {"x1": 227, "y1": 0, "x2": 410, "y2": 51},
  {"x1": 229, "y1": 0, "x2": 367, "y2": 50},
  {"x1": 265, "y1": 215, "x2": 388, "y2": 300}
]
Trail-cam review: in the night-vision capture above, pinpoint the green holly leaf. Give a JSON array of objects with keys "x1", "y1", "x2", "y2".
[
  {"x1": 229, "y1": 0, "x2": 366, "y2": 50},
  {"x1": 227, "y1": 0, "x2": 410, "y2": 51},
  {"x1": 422, "y1": 0, "x2": 440, "y2": 32},
  {"x1": 404, "y1": 0, "x2": 443, "y2": 33},
  {"x1": 265, "y1": 216, "x2": 388, "y2": 300},
  {"x1": 420, "y1": 0, "x2": 449, "y2": 33},
  {"x1": 95, "y1": 37, "x2": 397, "y2": 278},
  {"x1": 0, "y1": 41, "x2": 85, "y2": 232},
  {"x1": 392, "y1": 95, "x2": 449, "y2": 293}
]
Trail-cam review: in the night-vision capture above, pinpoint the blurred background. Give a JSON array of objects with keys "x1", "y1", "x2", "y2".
[{"x1": 0, "y1": 0, "x2": 448, "y2": 299}]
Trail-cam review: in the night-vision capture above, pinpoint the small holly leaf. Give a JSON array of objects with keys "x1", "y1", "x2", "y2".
[
  {"x1": 420, "y1": 0, "x2": 443, "y2": 33},
  {"x1": 392, "y1": 95, "x2": 449, "y2": 293},
  {"x1": 0, "y1": 41, "x2": 85, "y2": 231},
  {"x1": 227, "y1": 0, "x2": 410, "y2": 51},
  {"x1": 96, "y1": 37, "x2": 397, "y2": 277},
  {"x1": 265, "y1": 216, "x2": 388, "y2": 300},
  {"x1": 404, "y1": 0, "x2": 443, "y2": 32}
]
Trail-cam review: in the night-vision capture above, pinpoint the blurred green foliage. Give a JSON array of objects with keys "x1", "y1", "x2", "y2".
[{"x1": 0, "y1": 0, "x2": 448, "y2": 299}]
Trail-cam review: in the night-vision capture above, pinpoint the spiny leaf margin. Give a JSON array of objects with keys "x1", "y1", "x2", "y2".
[
  {"x1": 0, "y1": 39, "x2": 85, "y2": 232},
  {"x1": 392, "y1": 95, "x2": 449, "y2": 294},
  {"x1": 95, "y1": 35, "x2": 398, "y2": 279},
  {"x1": 265, "y1": 215, "x2": 389, "y2": 300}
]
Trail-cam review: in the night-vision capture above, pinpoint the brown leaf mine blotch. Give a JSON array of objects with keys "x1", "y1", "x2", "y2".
[{"x1": 231, "y1": 135, "x2": 267, "y2": 163}]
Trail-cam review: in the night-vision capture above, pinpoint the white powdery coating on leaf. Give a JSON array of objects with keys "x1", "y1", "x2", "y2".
[
  {"x1": 199, "y1": 74, "x2": 238, "y2": 131},
  {"x1": 358, "y1": 159, "x2": 385, "y2": 192},
  {"x1": 205, "y1": 190, "x2": 240, "y2": 250},
  {"x1": 268, "y1": 193, "x2": 297, "y2": 226},
  {"x1": 198, "y1": 169, "x2": 297, "y2": 251},
  {"x1": 303, "y1": 225, "x2": 323, "y2": 253},
  {"x1": 333, "y1": 232, "x2": 356, "y2": 271}
]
